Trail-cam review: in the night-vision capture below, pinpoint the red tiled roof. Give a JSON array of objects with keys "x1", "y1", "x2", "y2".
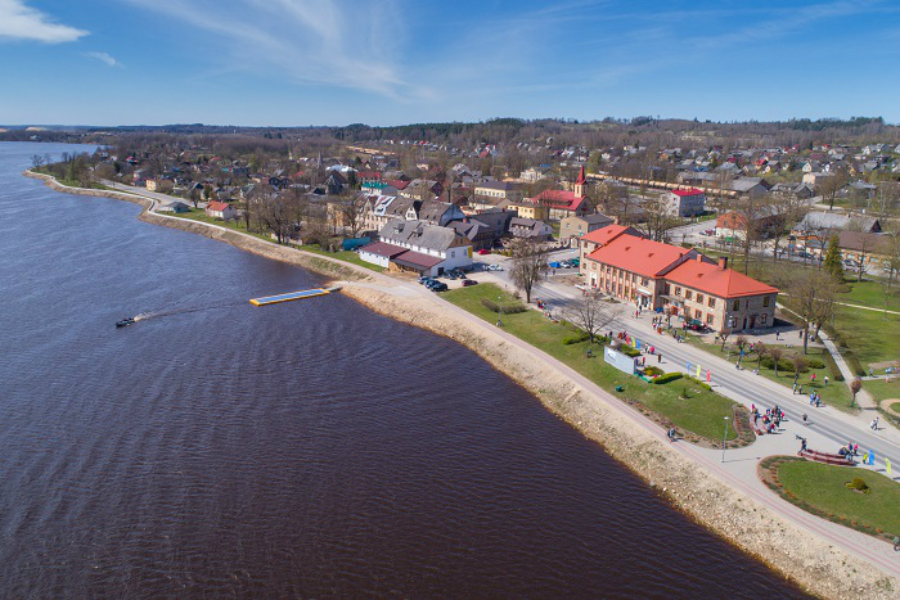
[
  {"x1": 665, "y1": 259, "x2": 779, "y2": 299},
  {"x1": 206, "y1": 201, "x2": 230, "y2": 212},
  {"x1": 359, "y1": 242, "x2": 407, "y2": 259},
  {"x1": 576, "y1": 165, "x2": 586, "y2": 185},
  {"x1": 587, "y1": 235, "x2": 691, "y2": 278},
  {"x1": 580, "y1": 224, "x2": 639, "y2": 246},
  {"x1": 671, "y1": 188, "x2": 703, "y2": 197},
  {"x1": 529, "y1": 189, "x2": 586, "y2": 212},
  {"x1": 386, "y1": 179, "x2": 410, "y2": 190}
]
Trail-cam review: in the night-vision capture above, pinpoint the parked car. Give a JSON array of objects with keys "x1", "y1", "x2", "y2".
[
  {"x1": 462, "y1": 279, "x2": 479, "y2": 287},
  {"x1": 549, "y1": 261, "x2": 562, "y2": 268},
  {"x1": 418, "y1": 276, "x2": 432, "y2": 285},
  {"x1": 425, "y1": 279, "x2": 440, "y2": 289},
  {"x1": 477, "y1": 249, "x2": 491, "y2": 255},
  {"x1": 684, "y1": 319, "x2": 708, "y2": 332},
  {"x1": 446, "y1": 272, "x2": 458, "y2": 280},
  {"x1": 431, "y1": 282, "x2": 449, "y2": 292}
]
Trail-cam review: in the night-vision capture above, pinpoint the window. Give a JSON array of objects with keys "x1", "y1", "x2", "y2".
[
  {"x1": 733, "y1": 300, "x2": 740, "y2": 311},
  {"x1": 760, "y1": 314, "x2": 768, "y2": 324},
  {"x1": 708, "y1": 297, "x2": 716, "y2": 308},
  {"x1": 706, "y1": 314, "x2": 714, "y2": 325},
  {"x1": 685, "y1": 291, "x2": 692, "y2": 300},
  {"x1": 697, "y1": 294, "x2": 704, "y2": 304},
  {"x1": 642, "y1": 278, "x2": 649, "y2": 286},
  {"x1": 675, "y1": 287, "x2": 682, "y2": 296},
  {"x1": 763, "y1": 296, "x2": 770, "y2": 307},
  {"x1": 695, "y1": 309, "x2": 702, "y2": 319}
]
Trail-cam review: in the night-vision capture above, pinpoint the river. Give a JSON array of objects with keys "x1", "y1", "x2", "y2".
[{"x1": 0, "y1": 142, "x2": 806, "y2": 597}]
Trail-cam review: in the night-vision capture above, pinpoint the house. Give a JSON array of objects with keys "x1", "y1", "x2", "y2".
[
  {"x1": 416, "y1": 201, "x2": 466, "y2": 227},
  {"x1": 715, "y1": 205, "x2": 786, "y2": 240},
  {"x1": 146, "y1": 178, "x2": 174, "y2": 193},
  {"x1": 837, "y1": 231, "x2": 891, "y2": 270},
  {"x1": 663, "y1": 189, "x2": 706, "y2": 217},
  {"x1": 520, "y1": 166, "x2": 550, "y2": 183},
  {"x1": 559, "y1": 213, "x2": 615, "y2": 247},
  {"x1": 447, "y1": 217, "x2": 503, "y2": 251},
  {"x1": 358, "y1": 219, "x2": 472, "y2": 276},
  {"x1": 578, "y1": 223, "x2": 642, "y2": 272},
  {"x1": 473, "y1": 181, "x2": 523, "y2": 203},
  {"x1": 582, "y1": 225, "x2": 779, "y2": 332},
  {"x1": 729, "y1": 177, "x2": 771, "y2": 198},
  {"x1": 509, "y1": 201, "x2": 550, "y2": 222},
  {"x1": 205, "y1": 201, "x2": 237, "y2": 221},
  {"x1": 155, "y1": 200, "x2": 191, "y2": 214},
  {"x1": 324, "y1": 171, "x2": 347, "y2": 195},
  {"x1": 794, "y1": 211, "x2": 881, "y2": 236},
  {"x1": 508, "y1": 217, "x2": 553, "y2": 241},
  {"x1": 802, "y1": 172, "x2": 833, "y2": 187}
]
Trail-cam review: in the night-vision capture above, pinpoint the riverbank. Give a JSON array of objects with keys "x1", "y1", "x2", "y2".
[{"x1": 24, "y1": 170, "x2": 899, "y2": 598}]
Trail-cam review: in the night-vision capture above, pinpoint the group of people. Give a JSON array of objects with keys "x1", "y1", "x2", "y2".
[
  {"x1": 838, "y1": 441, "x2": 860, "y2": 458},
  {"x1": 751, "y1": 403, "x2": 785, "y2": 434}
]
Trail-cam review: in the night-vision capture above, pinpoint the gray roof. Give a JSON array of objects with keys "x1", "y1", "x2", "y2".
[
  {"x1": 797, "y1": 211, "x2": 880, "y2": 232},
  {"x1": 730, "y1": 177, "x2": 769, "y2": 192},
  {"x1": 475, "y1": 180, "x2": 518, "y2": 192},
  {"x1": 580, "y1": 212, "x2": 615, "y2": 226},
  {"x1": 380, "y1": 219, "x2": 460, "y2": 252},
  {"x1": 417, "y1": 201, "x2": 455, "y2": 224}
]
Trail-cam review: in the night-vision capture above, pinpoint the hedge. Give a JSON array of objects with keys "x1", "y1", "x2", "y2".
[
  {"x1": 761, "y1": 356, "x2": 795, "y2": 372},
  {"x1": 643, "y1": 366, "x2": 664, "y2": 377},
  {"x1": 807, "y1": 358, "x2": 825, "y2": 369},
  {"x1": 480, "y1": 298, "x2": 527, "y2": 314},
  {"x1": 617, "y1": 345, "x2": 642, "y2": 357},
  {"x1": 563, "y1": 331, "x2": 591, "y2": 345},
  {"x1": 685, "y1": 375, "x2": 712, "y2": 391},
  {"x1": 653, "y1": 372, "x2": 684, "y2": 385},
  {"x1": 821, "y1": 351, "x2": 845, "y2": 382},
  {"x1": 845, "y1": 352, "x2": 866, "y2": 377}
]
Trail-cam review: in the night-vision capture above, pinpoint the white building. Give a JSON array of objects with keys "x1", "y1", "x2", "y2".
[
  {"x1": 359, "y1": 219, "x2": 473, "y2": 276},
  {"x1": 663, "y1": 189, "x2": 706, "y2": 217}
]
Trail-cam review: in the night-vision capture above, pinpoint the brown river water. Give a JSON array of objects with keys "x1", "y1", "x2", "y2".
[{"x1": 0, "y1": 142, "x2": 807, "y2": 597}]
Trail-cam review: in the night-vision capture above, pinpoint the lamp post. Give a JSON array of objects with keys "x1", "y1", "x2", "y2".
[
  {"x1": 496, "y1": 294, "x2": 503, "y2": 327},
  {"x1": 721, "y1": 416, "x2": 730, "y2": 463}
]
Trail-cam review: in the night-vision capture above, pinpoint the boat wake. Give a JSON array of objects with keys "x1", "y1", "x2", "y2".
[{"x1": 134, "y1": 302, "x2": 245, "y2": 323}]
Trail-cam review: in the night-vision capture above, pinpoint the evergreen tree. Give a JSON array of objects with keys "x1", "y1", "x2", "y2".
[{"x1": 823, "y1": 234, "x2": 844, "y2": 281}]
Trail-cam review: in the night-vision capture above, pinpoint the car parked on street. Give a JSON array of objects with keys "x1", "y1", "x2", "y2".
[
  {"x1": 462, "y1": 279, "x2": 478, "y2": 287},
  {"x1": 431, "y1": 282, "x2": 448, "y2": 292},
  {"x1": 477, "y1": 248, "x2": 491, "y2": 255}
]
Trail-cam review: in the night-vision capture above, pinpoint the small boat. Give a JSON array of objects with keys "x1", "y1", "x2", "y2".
[{"x1": 116, "y1": 317, "x2": 136, "y2": 328}]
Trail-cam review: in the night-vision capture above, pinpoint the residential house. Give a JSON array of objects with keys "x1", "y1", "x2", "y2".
[
  {"x1": 473, "y1": 181, "x2": 523, "y2": 203},
  {"x1": 146, "y1": 178, "x2": 174, "y2": 193},
  {"x1": 520, "y1": 166, "x2": 549, "y2": 183},
  {"x1": 730, "y1": 177, "x2": 771, "y2": 198},
  {"x1": 509, "y1": 201, "x2": 550, "y2": 222},
  {"x1": 663, "y1": 189, "x2": 706, "y2": 217},
  {"x1": 837, "y1": 231, "x2": 891, "y2": 271},
  {"x1": 205, "y1": 201, "x2": 237, "y2": 221},
  {"x1": 416, "y1": 201, "x2": 466, "y2": 227},
  {"x1": 715, "y1": 205, "x2": 786, "y2": 240},
  {"x1": 802, "y1": 171, "x2": 833, "y2": 187},
  {"x1": 508, "y1": 217, "x2": 553, "y2": 241},
  {"x1": 155, "y1": 200, "x2": 191, "y2": 214},
  {"x1": 559, "y1": 213, "x2": 615, "y2": 247}
]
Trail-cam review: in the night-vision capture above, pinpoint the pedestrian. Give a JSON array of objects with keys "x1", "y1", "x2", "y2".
[
  {"x1": 658, "y1": 353, "x2": 662, "y2": 364},
  {"x1": 798, "y1": 384, "x2": 803, "y2": 395},
  {"x1": 893, "y1": 536, "x2": 900, "y2": 552},
  {"x1": 811, "y1": 372, "x2": 816, "y2": 383},
  {"x1": 641, "y1": 356, "x2": 646, "y2": 366},
  {"x1": 802, "y1": 413, "x2": 808, "y2": 425},
  {"x1": 824, "y1": 375, "x2": 829, "y2": 386},
  {"x1": 871, "y1": 417, "x2": 880, "y2": 431},
  {"x1": 776, "y1": 331, "x2": 780, "y2": 340},
  {"x1": 854, "y1": 443, "x2": 859, "y2": 456},
  {"x1": 667, "y1": 427, "x2": 677, "y2": 442},
  {"x1": 792, "y1": 382, "x2": 797, "y2": 395}
]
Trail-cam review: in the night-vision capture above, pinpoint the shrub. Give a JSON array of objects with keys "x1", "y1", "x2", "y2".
[
  {"x1": 618, "y1": 345, "x2": 641, "y2": 357},
  {"x1": 685, "y1": 375, "x2": 712, "y2": 391},
  {"x1": 846, "y1": 477, "x2": 871, "y2": 494},
  {"x1": 480, "y1": 298, "x2": 526, "y2": 314},
  {"x1": 563, "y1": 331, "x2": 591, "y2": 345},
  {"x1": 845, "y1": 352, "x2": 866, "y2": 377},
  {"x1": 807, "y1": 358, "x2": 825, "y2": 369},
  {"x1": 761, "y1": 356, "x2": 795, "y2": 372},
  {"x1": 644, "y1": 366, "x2": 664, "y2": 377},
  {"x1": 653, "y1": 372, "x2": 684, "y2": 385},
  {"x1": 821, "y1": 352, "x2": 845, "y2": 382}
]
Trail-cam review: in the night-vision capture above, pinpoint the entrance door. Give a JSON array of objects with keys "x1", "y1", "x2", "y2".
[
  {"x1": 742, "y1": 316, "x2": 748, "y2": 330},
  {"x1": 750, "y1": 315, "x2": 756, "y2": 329}
]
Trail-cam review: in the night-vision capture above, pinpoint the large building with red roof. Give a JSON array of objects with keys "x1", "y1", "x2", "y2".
[{"x1": 582, "y1": 225, "x2": 778, "y2": 332}]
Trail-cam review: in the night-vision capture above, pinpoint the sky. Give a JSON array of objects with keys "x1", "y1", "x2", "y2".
[{"x1": 1, "y1": 0, "x2": 899, "y2": 127}]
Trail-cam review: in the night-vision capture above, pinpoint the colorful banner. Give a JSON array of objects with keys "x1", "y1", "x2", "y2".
[
  {"x1": 635, "y1": 339, "x2": 641, "y2": 350},
  {"x1": 686, "y1": 361, "x2": 691, "y2": 372},
  {"x1": 887, "y1": 458, "x2": 892, "y2": 476},
  {"x1": 696, "y1": 364, "x2": 701, "y2": 377},
  {"x1": 867, "y1": 451, "x2": 875, "y2": 466},
  {"x1": 706, "y1": 369, "x2": 711, "y2": 383}
]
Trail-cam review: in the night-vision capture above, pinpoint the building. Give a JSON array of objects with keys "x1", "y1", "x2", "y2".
[
  {"x1": 473, "y1": 181, "x2": 523, "y2": 203},
  {"x1": 730, "y1": 177, "x2": 771, "y2": 198},
  {"x1": 146, "y1": 178, "x2": 174, "y2": 193},
  {"x1": 663, "y1": 189, "x2": 706, "y2": 217},
  {"x1": 509, "y1": 201, "x2": 549, "y2": 222},
  {"x1": 155, "y1": 200, "x2": 191, "y2": 214},
  {"x1": 508, "y1": 217, "x2": 553, "y2": 240},
  {"x1": 837, "y1": 231, "x2": 891, "y2": 270},
  {"x1": 205, "y1": 201, "x2": 237, "y2": 221},
  {"x1": 581, "y1": 225, "x2": 779, "y2": 333},
  {"x1": 793, "y1": 211, "x2": 881, "y2": 237},
  {"x1": 523, "y1": 165, "x2": 590, "y2": 221},
  {"x1": 519, "y1": 166, "x2": 550, "y2": 183},
  {"x1": 559, "y1": 213, "x2": 615, "y2": 247},
  {"x1": 578, "y1": 223, "x2": 642, "y2": 271},
  {"x1": 359, "y1": 219, "x2": 472, "y2": 276},
  {"x1": 715, "y1": 205, "x2": 786, "y2": 240}
]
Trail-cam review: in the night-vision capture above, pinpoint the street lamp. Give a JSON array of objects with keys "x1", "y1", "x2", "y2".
[
  {"x1": 721, "y1": 416, "x2": 730, "y2": 463},
  {"x1": 496, "y1": 294, "x2": 503, "y2": 327}
]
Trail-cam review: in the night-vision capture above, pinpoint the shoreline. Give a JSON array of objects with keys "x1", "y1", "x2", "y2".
[{"x1": 24, "y1": 170, "x2": 899, "y2": 598}]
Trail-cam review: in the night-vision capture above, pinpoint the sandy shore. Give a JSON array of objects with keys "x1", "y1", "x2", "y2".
[{"x1": 25, "y1": 170, "x2": 900, "y2": 598}]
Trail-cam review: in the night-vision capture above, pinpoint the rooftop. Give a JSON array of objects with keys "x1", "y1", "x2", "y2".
[{"x1": 665, "y1": 257, "x2": 779, "y2": 299}]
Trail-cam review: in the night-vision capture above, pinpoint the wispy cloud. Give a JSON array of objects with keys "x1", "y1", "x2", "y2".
[
  {"x1": 125, "y1": 0, "x2": 419, "y2": 99},
  {"x1": 0, "y1": 0, "x2": 88, "y2": 43},
  {"x1": 85, "y1": 51, "x2": 122, "y2": 68}
]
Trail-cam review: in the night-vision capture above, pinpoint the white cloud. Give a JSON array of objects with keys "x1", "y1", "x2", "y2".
[
  {"x1": 0, "y1": 0, "x2": 87, "y2": 43},
  {"x1": 126, "y1": 0, "x2": 420, "y2": 100},
  {"x1": 85, "y1": 51, "x2": 122, "y2": 68}
]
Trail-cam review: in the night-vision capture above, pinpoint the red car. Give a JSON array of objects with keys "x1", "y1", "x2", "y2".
[
  {"x1": 462, "y1": 279, "x2": 479, "y2": 287},
  {"x1": 477, "y1": 249, "x2": 491, "y2": 255}
]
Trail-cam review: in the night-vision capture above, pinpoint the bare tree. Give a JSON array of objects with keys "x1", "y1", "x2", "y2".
[
  {"x1": 879, "y1": 220, "x2": 900, "y2": 316},
  {"x1": 817, "y1": 166, "x2": 849, "y2": 211},
  {"x1": 768, "y1": 346, "x2": 784, "y2": 378},
  {"x1": 566, "y1": 293, "x2": 623, "y2": 343},
  {"x1": 634, "y1": 194, "x2": 680, "y2": 242},
  {"x1": 787, "y1": 270, "x2": 840, "y2": 353},
  {"x1": 509, "y1": 238, "x2": 547, "y2": 303},
  {"x1": 31, "y1": 154, "x2": 45, "y2": 169}
]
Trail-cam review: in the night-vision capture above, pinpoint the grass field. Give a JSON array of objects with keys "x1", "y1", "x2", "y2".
[
  {"x1": 442, "y1": 283, "x2": 743, "y2": 442},
  {"x1": 776, "y1": 460, "x2": 900, "y2": 539},
  {"x1": 831, "y1": 302, "x2": 900, "y2": 374},
  {"x1": 862, "y1": 379, "x2": 900, "y2": 404}
]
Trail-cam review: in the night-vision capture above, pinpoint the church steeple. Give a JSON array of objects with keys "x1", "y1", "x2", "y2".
[{"x1": 574, "y1": 165, "x2": 586, "y2": 197}]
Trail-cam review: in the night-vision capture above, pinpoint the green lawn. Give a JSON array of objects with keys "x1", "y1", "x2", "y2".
[
  {"x1": 831, "y1": 302, "x2": 900, "y2": 374},
  {"x1": 300, "y1": 244, "x2": 385, "y2": 273},
  {"x1": 777, "y1": 460, "x2": 900, "y2": 538},
  {"x1": 862, "y1": 379, "x2": 900, "y2": 403},
  {"x1": 442, "y1": 284, "x2": 742, "y2": 442},
  {"x1": 838, "y1": 279, "x2": 897, "y2": 311}
]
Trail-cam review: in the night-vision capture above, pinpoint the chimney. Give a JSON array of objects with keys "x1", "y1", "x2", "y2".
[
  {"x1": 696, "y1": 254, "x2": 703, "y2": 262},
  {"x1": 718, "y1": 257, "x2": 728, "y2": 270}
]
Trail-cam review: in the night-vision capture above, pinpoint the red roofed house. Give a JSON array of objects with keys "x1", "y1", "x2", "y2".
[
  {"x1": 526, "y1": 166, "x2": 591, "y2": 221},
  {"x1": 663, "y1": 188, "x2": 706, "y2": 217},
  {"x1": 582, "y1": 225, "x2": 778, "y2": 332},
  {"x1": 205, "y1": 201, "x2": 237, "y2": 221}
]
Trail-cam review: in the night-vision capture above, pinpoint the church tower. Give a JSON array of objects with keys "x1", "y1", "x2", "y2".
[{"x1": 574, "y1": 165, "x2": 586, "y2": 198}]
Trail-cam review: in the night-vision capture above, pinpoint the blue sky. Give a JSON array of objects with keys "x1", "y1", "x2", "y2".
[{"x1": 1, "y1": 0, "x2": 898, "y2": 126}]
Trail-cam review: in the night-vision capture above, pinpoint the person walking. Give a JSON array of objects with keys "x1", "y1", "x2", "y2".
[
  {"x1": 871, "y1": 417, "x2": 880, "y2": 431},
  {"x1": 802, "y1": 413, "x2": 808, "y2": 425},
  {"x1": 657, "y1": 353, "x2": 662, "y2": 364},
  {"x1": 824, "y1": 375, "x2": 829, "y2": 386}
]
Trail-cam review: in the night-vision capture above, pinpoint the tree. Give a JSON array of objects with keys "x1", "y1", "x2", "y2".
[
  {"x1": 735, "y1": 334, "x2": 748, "y2": 365},
  {"x1": 792, "y1": 355, "x2": 808, "y2": 377},
  {"x1": 755, "y1": 341, "x2": 768, "y2": 368},
  {"x1": 768, "y1": 346, "x2": 784, "y2": 378},
  {"x1": 878, "y1": 220, "x2": 900, "y2": 317},
  {"x1": 566, "y1": 293, "x2": 623, "y2": 343},
  {"x1": 31, "y1": 154, "x2": 45, "y2": 169},
  {"x1": 634, "y1": 194, "x2": 680, "y2": 242},
  {"x1": 850, "y1": 378, "x2": 862, "y2": 408},
  {"x1": 508, "y1": 238, "x2": 547, "y2": 303},
  {"x1": 822, "y1": 234, "x2": 844, "y2": 281},
  {"x1": 787, "y1": 270, "x2": 840, "y2": 353},
  {"x1": 817, "y1": 167, "x2": 849, "y2": 211}
]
